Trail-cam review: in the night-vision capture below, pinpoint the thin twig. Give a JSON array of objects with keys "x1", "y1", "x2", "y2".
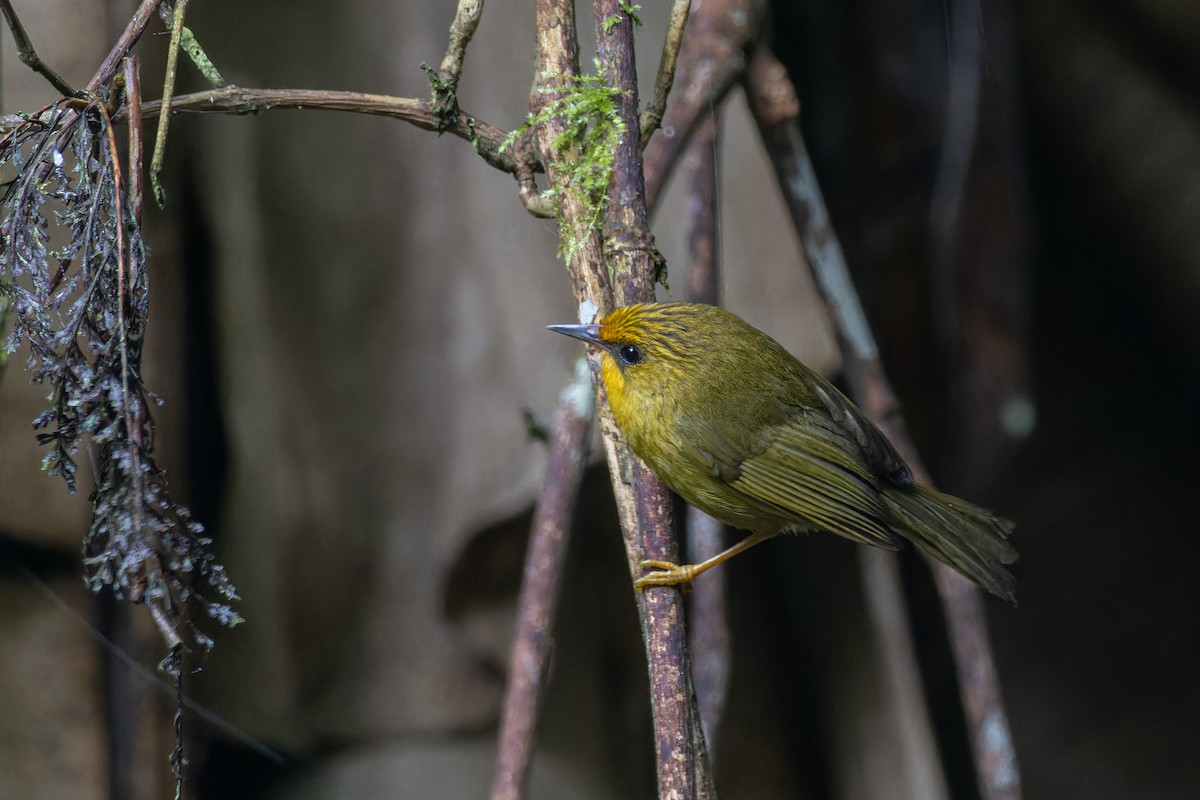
[
  {"x1": 643, "y1": 0, "x2": 766, "y2": 214},
  {"x1": 743, "y1": 46, "x2": 1022, "y2": 800},
  {"x1": 124, "y1": 86, "x2": 536, "y2": 178},
  {"x1": 490, "y1": 361, "x2": 593, "y2": 800},
  {"x1": 93, "y1": 102, "x2": 138, "y2": 453},
  {"x1": 123, "y1": 57, "x2": 143, "y2": 229},
  {"x1": 684, "y1": 110, "x2": 720, "y2": 307},
  {"x1": 514, "y1": 137, "x2": 554, "y2": 218},
  {"x1": 4, "y1": 84, "x2": 545, "y2": 190},
  {"x1": 639, "y1": 0, "x2": 692, "y2": 150},
  {"x1": 150, "y1": 0, "x2": 189, "y2": 207},
  {"x1": 683, "y1": 109, "x2": 731, "y2": 756},
  {"x1": 147, "y1": 593, "x2": 184, "y2": 651},
  {"x1": 86, "y1": 0, "x2": 166, "y2": 94},
  {"x1": 0, "y1": 0, "x2": 77, "y2": 96},
  {"x1": 439, "y1": 0, "x2": 485, "y2": 96},
  {"x1": 931, "y1": 566, "x2": 1021, "y2": 799}
]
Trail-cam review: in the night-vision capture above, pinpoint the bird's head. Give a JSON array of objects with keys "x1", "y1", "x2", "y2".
[{"x1": 547, "y1": 303, "x2": 720, "y2": 415}]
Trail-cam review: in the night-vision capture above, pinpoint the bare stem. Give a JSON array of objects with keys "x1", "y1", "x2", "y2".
[
  {"x1": 3, "y1": 83, "x2": 544, "y2": 193},
  {"x1": 0, "y1": 0, "x2": 77, "y2": 96},
  {"x1": 439, "y1": 0, "x2": 485, "y2": 95},
  {"x1": 491, "y1": 362, "x2": 593, "y2": 800},
  {"x1": 682, "y1": 110, "x2": 731, "y2": 755},
  {"x1": 639, "y1": 0, "x2": 692, "y2": 150},
  {"x1": 123, "y1": 57, "x2": 144, "y2": 229},
  {"x1": 642, "y1": 0, "x2": 766, "y2": 214},
  {"x1": 743, "y1": 45, "x2": 1022, "y2": 800},
  {"x1": 108, "y1": 86, "x2": 537, "y2": 178},
  {"x1": 684, "y1": 110, "x2": 720, "y2": 307},
  {"x1": 150, "y1": 0, "x2": 188, "y2": 206},
  {"x1": 87, "y1": 0, "x2": 166, "y2": 94}
]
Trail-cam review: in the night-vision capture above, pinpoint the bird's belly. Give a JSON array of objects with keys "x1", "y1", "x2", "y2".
[{"x1": 643, "y1": 448, "x2": 789, "y2": 535}]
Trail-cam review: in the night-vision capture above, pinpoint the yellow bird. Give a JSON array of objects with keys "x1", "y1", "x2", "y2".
[{"x1": 549, "y1": 302, "x2": 1017, "y2": 602}]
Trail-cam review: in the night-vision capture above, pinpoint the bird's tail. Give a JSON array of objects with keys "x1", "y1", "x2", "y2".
[{"x1": 882, "y1": 484, "x2": 1018, "y2": 604}]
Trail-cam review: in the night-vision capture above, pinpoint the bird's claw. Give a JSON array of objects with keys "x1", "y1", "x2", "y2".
[{"x1": 633, "y1": 559, "x2": 696, "y2": 590}]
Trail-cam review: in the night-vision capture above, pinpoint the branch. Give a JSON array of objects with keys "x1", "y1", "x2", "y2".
[
  {"x1": 639, "y1": 0, "x2": 692, "y2": 149},
  {"x1": 594, "y1": 1, "x2": 715, "y2": 797},
  {"x1": 683, "y1": 110, "x2": 730, "y2": 755},
  {"x1": 87, "y1": 0, "x2": 166, "y2": 94},
  {"x1": 491, "y1": 362, "x2": 593, "y2": 800},
  {"x1": 150, "y1": 0, "x2": 189, "y2": 206},
  {"x1": 684, "y1": 110, "x2": 720, "y2": 307},
  {"x1": 642, "y1": 0, "x2": 766, "y2": 214},
  {"x1": 526, "y1": 0, "x2": 712, "y2": 794},
  {"x1": 125, "y1": 86, "x2": 536, "y2": 178},
  {"x1": 0, "y1": 0, "x2": 77, "y2": 96},
  {"x1": 123, "y1": 57, "x2": 144, "y2": 229},
  {"x1": 743, "y1": 46, "x2": 1022, "y2": 800},
  {"x1": 438, "y1": 0, "x2": 485, "y2": 96}
]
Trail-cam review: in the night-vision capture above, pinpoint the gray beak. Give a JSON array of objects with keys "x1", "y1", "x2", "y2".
[{"x1": 546, "y1": 323, "x2": 605, "y2": 348}]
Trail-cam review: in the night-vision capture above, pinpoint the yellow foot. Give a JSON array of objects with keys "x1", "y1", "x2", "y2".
[{"x1": 633, "y1": 560, "x2": 698, "y2": 590}]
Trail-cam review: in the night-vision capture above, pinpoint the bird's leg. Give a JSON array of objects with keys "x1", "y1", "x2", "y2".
[{"x1": 635, "y1": 531, "x2": 778, "y2": 589}]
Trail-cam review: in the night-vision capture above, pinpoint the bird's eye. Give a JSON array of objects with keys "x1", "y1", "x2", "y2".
[{"x1": 618, "y1": 344, "x2": 643, "y2": 365}]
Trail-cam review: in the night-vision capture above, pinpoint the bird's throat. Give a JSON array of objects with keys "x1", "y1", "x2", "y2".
[{"x1": 600, "y1": 354, "x2": 627, "y2": 424}]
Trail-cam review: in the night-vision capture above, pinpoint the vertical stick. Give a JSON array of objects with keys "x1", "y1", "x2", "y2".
[
  {"x1": 683, "y1": 110, "x2": 731, "y2": 756},
  {"x1": 491, "y1": 364, "x2": 594, "y2": 800},
  {"x1": 595, "y1": 1, "x2": 715, "y2": 797}
]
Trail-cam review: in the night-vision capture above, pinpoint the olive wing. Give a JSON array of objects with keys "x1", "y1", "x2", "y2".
[
  {"x1": 804, "y1": 371, "x2": 913, "y2": 488},
  {"x1": 688, "y1": 412, "x2": 903, "y2": 550}
]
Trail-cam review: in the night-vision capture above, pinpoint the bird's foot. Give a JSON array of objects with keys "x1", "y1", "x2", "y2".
[{"x1": 633, "y1": 560, "x2": 698, "y2": 590}]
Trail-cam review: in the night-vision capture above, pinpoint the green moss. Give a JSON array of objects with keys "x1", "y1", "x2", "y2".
[
  {"x1": 420, "y1": 62, "x2": 458, "y2": 130},
  {"x1": 179, "y1": 25, "x2": 224, "y2": 86},
  {"x1": 619, "y1": 2, "x2": 643, "y2": 27},
  {"x1": 503, "y1": 60, "x2": 628, "y2": 259}
]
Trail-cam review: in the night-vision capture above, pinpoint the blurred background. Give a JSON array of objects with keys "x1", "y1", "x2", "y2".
[{"x1": 1, "y1": 0, "x2": 1197, "y2": 798}]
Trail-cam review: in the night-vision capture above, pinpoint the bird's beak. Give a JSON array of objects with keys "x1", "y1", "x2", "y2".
[{"x1": 546, "y1": 323, "x2": 605, "y2": 348}]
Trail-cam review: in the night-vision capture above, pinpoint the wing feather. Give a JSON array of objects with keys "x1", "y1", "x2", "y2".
[{"x1": 723, "y1": 414, "x2": 902, "y2": 549}]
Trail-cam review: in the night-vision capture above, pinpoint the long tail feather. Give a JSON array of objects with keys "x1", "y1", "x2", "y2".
[{"x1": 882, "y1": 484, "x2": 1018, "y2": 604}]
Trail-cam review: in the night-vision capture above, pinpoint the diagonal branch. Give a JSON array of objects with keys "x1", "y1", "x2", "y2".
[
  {"x1": 743, "y1": 46, "x2": 1022, "y2": 800},
  {"x1": 87, "y1": 0, "x2": 166, "y2": 94},
  {"x1": 490, "y1": 363, "x2": 593, "y2": 800},
  {"x1": 123, "y1": 57, "x2": 144, "y2": 248},
  {"x1": 639, "y1": 0, "x2": 692, "y2": 149},
  {"x1": 0, "y1": 0, "x2": 77, "y2": 96},
  {"x1": 438, "y1": 0, "x2": 485, "y2": 96},
  {"x1": 149, "y1": 0, "x2": 189, "y2": 206},
  {"x1": 643, "y1": 0, "x2": 766, "y2": 214}
]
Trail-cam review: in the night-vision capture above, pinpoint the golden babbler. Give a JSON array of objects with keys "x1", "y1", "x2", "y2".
[{"x1": 549, "y1": 302, "x2": 1017, "y2": 603}]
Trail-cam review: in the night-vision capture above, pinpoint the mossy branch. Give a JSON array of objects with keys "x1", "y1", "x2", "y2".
[{"x1": 504, "y1": 61, "x2": 627, "y2": 258}]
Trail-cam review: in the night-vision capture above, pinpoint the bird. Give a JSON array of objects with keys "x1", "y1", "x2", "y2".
[{"x1": 548, "y1": 302, "x2": 1017, "y2": 602}]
